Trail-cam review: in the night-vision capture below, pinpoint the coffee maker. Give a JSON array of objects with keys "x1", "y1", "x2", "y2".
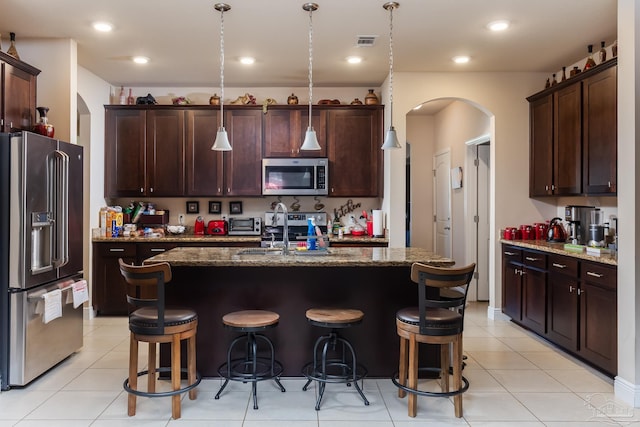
[{"x1": 564, "y1": 205, "x2": 595, "y2": 245}]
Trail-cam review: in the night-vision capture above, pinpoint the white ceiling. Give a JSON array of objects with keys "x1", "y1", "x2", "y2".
[{"x1": 0, "y1": 0, "x2": 617, "y2": 88}]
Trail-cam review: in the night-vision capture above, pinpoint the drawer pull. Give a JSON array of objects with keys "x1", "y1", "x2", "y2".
[
  {"x1": 552, "y1": 263, "x2": 566, "y2": 269},
  {"x1": 586, "y1": 271, "x2": 604, "y2": 278},
  {"x1": 150, "y1": 248, "x2": 166, "y2": 252},
  {"x1": 525, "y1": 257, "x2": 540, "y2": 262},
  {"x1": 109, "y1": 248, "x2": 125, "y2": 252},
  {"x1": 504, "y1": 251, "x2": 516, "y2": 256}
]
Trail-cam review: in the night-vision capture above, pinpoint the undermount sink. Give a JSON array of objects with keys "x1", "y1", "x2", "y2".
[
  {"x1": 292, "y1": 249, "x2": 331, "y2": 256},
  {"x1": 236, "y1": 248, "x2": 284, "y2": 256}
]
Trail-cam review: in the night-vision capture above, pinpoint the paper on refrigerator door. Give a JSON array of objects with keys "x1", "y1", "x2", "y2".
[
  {"x1": 42, "y1": 289, "x2": 62, "y2": 324},
  {"x1": 72, "y1": 280, "x2": 89, "y2": 308}
]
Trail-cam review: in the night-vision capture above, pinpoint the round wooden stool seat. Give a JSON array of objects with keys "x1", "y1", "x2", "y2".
[
  {"x1": 305, "y1": 308, "x2": 364, "y2": 328},
  {"x1": 223, "y1": 310, "x2": 279, "y2": 329}
]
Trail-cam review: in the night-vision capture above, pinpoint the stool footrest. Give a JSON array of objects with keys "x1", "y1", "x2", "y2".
[
  {"x1": 391, "y1": 367, "x2": 469, "y2": 398},
  {"x1": 124, "y1": 367, "x2": 202, "y2": 398},
  {"x1": 217, "y1": 357, "x2": 284, "y2": 383},
  {"x1": 302, "y1": 360, "x2": 368, "y2": 384}
]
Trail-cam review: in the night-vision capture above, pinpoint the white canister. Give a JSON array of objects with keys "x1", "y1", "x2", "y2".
[{"x1": 372, "y1": 210, "x2": 384, "y2": 237}]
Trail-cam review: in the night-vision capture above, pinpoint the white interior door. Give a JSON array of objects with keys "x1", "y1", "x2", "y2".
[{"x1": 433, "y1": 150, "x2": 452, "y2": 258}]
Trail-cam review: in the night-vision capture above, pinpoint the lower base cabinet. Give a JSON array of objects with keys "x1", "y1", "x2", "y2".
[
  {"x1": 502, "y1": 244, "x2": 617, "y2": 376},
  {"x1": 92, "y1": 240, "x2": 258, "y2": 315}
]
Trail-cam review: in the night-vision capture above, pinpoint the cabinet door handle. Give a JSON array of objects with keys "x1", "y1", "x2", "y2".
[
  {"x1": 578, "y1": 289, "x2": 583, "y2": 295},
  {"x1": 551, "y1": 184, "x2": 556, "y2": 191},
  {"x1": 552, "y1": 263, "x2": 566, "y2": 269},
  {"x1": 140, "y1": 187, "x2": 144, "y2": 193},
  {"x1": 608, "y1": 181, "x2": 611, "y2": 188},
  {"x1": 150, "y1": 248, "x2": 166, "y2": 252},
  {"x1": 586, "y1": 271, "x2": 604, "y2": 278},
  {"x1": 109, "y1": 248, "x2": 125, "y2": 252},
  {"x1": 218, "y1": 187, "x2": 221, "y2": 193},
  {"x1": 525, "y1": 257, "x2": 539, "y2": 262},
  {"x1": 504, "y1": 251, "x2": 516, "y2": 256},
  {"x1": 227, "y1": 187, "x2": 231, "y2": 193},
  {"x1": 545, "y1": 185, "x2": 549, "y2": 191},
  {"x1": 569, "y1": 285, "x2": 575, "y2": 293}
]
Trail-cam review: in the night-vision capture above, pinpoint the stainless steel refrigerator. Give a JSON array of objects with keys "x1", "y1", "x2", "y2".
[{"x1": 0, "y1": 131, "x2": 84, "y2": 389}]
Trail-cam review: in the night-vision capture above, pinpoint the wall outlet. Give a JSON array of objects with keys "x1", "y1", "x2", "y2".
[{"x1": 178, "y1": 214, "x2": 185, "y2": 225}]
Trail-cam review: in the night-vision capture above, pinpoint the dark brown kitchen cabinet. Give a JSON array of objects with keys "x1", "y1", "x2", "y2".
[
  {"x1": 0, "y1": 51, "x2": 39, "y2": 133},
  {"x1": 92, "y1": 242, "x2": 136, "y2": 315},
  {"x1": 547, "y1": 254, "x2": 579, "y2": 350},
  {"x1": 528, "y1": 58, "x2": 617, "y2": 197},
  {"x1": 263, "y1": 106, "x2": 327, "y2": 157},
  {"x1": 520, "y1": 250, "x2": 547, "y2": 335},
  {"x1": 580, "y1": 261, "x2": 617, "y2": 375},
  {"x1": 185, "y1": 109, "x2": 223, "y2": 196},
  {"x1": 105, "y1": 107, "x2": 185, "y2": 197},
  {"x1": 224, "y1": 108, "x2": 263, "y2": 196},
  {"x1": 582, "y1": 66, "x2": 617, "y2": 195},
  {"x1": 502, "y1": 243, "x2": 617, "y2": 376},
  {"x1": 327, "y1": 106, "x2": 383, "y2": 197},
  {"x1": 502, "y1": 246, "x2": 523, "y2": 321}
]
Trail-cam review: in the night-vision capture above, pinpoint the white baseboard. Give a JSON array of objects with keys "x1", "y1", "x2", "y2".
[
  {"x1": 615, "y1": 376, "x2": 640, "y2": 407},
  {"x1": 486, "y1": 305, "x2": 508, "y2": 321}
]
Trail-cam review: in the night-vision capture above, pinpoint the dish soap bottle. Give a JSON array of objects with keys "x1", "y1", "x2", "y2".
[{"x1": 307, "y1": 218, "x2": 316, "y2": 250}]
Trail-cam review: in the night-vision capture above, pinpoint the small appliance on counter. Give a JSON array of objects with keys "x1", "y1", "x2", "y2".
[
  {"x1": 228, "y1": 217, "x2": 262, "y2": 235},
  {"x1": 564, "y1": 205, "x2": 595, "y2": 245},
  {"x1": 547, "y1": 217, "x2": 567, "y2": 242},
  {"x1": 207, "y1": 219, "x2": 228, "y2": 236},
  {"x1": 194, "y1": 216, "x2": 205, "y2": 235}
]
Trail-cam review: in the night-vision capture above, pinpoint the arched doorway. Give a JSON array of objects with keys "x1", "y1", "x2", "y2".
[{"x1": 406, "y1": 97, "x2": 493, "y2": 301}]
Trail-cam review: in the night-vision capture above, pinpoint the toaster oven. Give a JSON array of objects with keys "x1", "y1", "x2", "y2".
[{"x1": 228, "y1": 217, "x2": 262, "y2": 235}]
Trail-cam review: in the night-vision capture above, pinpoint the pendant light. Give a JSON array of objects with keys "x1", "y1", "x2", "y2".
[
  {"x1": 381, "y1": 1, "x2": 401, "y2": 150},
  {"x1": 300, "y1": 3, "x2": 321, "y2": 151},
  {"x1": 212, "y1": 3, "x2": 232, "y2": 151}
]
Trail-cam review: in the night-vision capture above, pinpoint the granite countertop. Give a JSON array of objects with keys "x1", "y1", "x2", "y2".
[
  {"x1": 91, "y1": 229, "x2": 388, "y2": 245},
  {"x1": 143, "y1": 246, "x2": 454, "y2": 268},
  {"x1": 501, "y1": 239, "x2": 617, "y2": 266}
]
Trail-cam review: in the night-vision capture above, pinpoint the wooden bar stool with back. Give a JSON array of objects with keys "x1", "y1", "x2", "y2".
[
  {"x1": 119, "y1": 259, "x2": 201, "y2": 420},
  {"x1": 392, "y1": 262, "x2": 476, "y2": 418}
]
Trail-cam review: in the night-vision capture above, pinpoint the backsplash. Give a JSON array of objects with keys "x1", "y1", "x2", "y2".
[{"x1": 109, "y1": 196, "x2": 382, "y2": 228}]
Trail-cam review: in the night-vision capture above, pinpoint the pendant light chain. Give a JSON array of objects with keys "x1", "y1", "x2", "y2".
[
  {"x1": 219, "y1": 6, "x2": 226, "y2": 130},
  {"x1": 307, "y1": 5, "x2": 314, "y2": 129}
]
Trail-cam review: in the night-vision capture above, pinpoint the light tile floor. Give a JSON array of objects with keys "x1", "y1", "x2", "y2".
[{"x1": 1, "y1": 302, "x2": 637, "y2": 426}]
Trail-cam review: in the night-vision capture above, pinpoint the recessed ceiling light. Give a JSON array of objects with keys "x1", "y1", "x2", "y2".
[
  {"x1": 132, "y1": 56, "x2": 149, "y2": 64},
  {"x1": 240, "y1": 57, "x2": 255, "y2": 65},
  {"x1": 92, "y1": 21, "x2": 113, "y2": 32},
  {"x1": 452, "y1": 56, "x2": 470, "y2": 64},
  {"x1": 346, "y1": 56, "x2": 362, "y2": 64},
  {"x1": 487, "y1": 20, "x2": 510, "y2": 32}
]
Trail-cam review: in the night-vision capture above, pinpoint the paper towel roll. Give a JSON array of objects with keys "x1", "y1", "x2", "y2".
[{"x1": 372, "y1": 210, "x2": 384, "y2": 237}]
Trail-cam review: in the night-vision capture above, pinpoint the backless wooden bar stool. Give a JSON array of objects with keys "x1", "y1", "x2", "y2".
[
  {"x1": 302, "y1": 308, "x2": 369, "y2": 410},
  {"x1": 118, "y1": 259, "x2": 201, "y2": 420},
  {"x1": 393, "y1": 262, "x2": 475, "y2": 418},
  {"x1": 214, "y1": 310, "x2": 285, "y2": 409}
]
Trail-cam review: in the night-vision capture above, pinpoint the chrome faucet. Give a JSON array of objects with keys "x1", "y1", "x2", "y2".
[{"x1": 273, "y1": 202, "x2": 289, "y2": 255}]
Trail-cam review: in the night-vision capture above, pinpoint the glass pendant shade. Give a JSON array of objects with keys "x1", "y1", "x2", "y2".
[
  {"x1": 212, "y1": 127, "x2": 232, "y2": 151},
  {"x1": 301, "y1": 127, "x2": 321, "y2": 150},
  {"x1": 382, "y1": 126, "x2": 401, "y2": 150}
]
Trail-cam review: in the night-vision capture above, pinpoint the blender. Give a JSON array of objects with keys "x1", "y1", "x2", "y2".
[{"x1": 587, "y1": 208, "x2": 605, "y2": 247}]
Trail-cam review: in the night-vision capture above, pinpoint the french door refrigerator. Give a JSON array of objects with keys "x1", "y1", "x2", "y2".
[{"x1": 0, "y1": 131, "x2": 84, "y2": 389}]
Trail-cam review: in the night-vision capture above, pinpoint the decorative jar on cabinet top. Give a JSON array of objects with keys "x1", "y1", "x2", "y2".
[
  {"x1": 34, "y1": 107, "x2": 54, "y2": 138},
  {"x1": 364, "y1": 89, "x2": 379, "y2": 105}
]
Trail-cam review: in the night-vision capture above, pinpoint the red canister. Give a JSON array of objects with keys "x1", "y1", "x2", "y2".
[
  {"x1": 534, "y1": 222, "x2": 548, "y2": 240},
  {"x1": 504, "y1": 227, "x2": 517, "y2": 240},
  {"x1": 520, "y1": 225, "x2": 534, "y2": 240}
]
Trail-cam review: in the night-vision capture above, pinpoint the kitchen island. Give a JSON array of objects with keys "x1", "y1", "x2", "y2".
[{"x1": 144, "y1": 247, "x2": 453, "y2": 378}]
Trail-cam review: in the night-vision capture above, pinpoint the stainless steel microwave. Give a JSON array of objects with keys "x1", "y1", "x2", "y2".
[{"x1": 262, "y1": 158, "x2": 328, "y2": 196}]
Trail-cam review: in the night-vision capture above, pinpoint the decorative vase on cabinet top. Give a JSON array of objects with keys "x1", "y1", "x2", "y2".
[
  {"x1": 34, "y1": 107, "x2": 54, "y2": 138},
  {"x1": 364, "y1": 89, "x2": 379, "y2": 105}
]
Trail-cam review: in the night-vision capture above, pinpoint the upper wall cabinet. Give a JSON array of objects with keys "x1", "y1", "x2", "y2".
[
  {"x1": 263, "y1": 106, "x2": 327, "y2": 157},
  {"x1": 528, "y1": 59, "x2": 617, "y2": 197},
  {"x1": 0, "y1": 51, "x2": 40, "y2": 133},
  {"x1": 105, "y1": 107, "x2": 185, "y2": 197},
  {"x1": 327, "y1": 106, "x2": 383, "y2": 197}
]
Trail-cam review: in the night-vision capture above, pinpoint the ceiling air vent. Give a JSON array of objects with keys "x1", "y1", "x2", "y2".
[{"x1": 356, "y1": 35, "x2": 378, "y2": 47}]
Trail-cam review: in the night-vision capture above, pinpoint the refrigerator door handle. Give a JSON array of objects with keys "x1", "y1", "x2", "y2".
[{"x1": 52, "y1": 150, "x2": 69, "y2": 269}]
